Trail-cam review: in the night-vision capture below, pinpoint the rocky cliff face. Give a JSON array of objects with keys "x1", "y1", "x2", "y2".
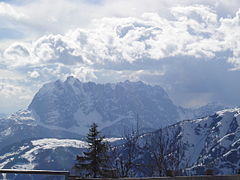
[
  {"x1": 0, "y1": 77, "x2": 229, "y2": 149},
  {"x1": 28, "y1": 76, "x2": 179, "y2": 136}
]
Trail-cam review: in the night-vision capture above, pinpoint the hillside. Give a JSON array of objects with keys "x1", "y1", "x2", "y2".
[{"x1": 0, "y1": 109, "x2": 239, "y2": 177}]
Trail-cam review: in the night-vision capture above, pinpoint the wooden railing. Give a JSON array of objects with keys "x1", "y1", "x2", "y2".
[
  {"x1": 70, "y1": 175, "x2": 240, "y2": 179},
  {"x1": 0, "y1": 169, "x2": 239, "y2": 180},
  {"x1": 0, "y1": 169, "x2": 70, "y2": 180}
]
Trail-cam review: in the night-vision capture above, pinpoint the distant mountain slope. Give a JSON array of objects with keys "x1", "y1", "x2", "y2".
[
  {"x1": 0, "y1": 110, "x2": 84, "y2": 150},
  {"x1": 178, "y1": 102, "x2": 229, "y2": 120},
  {"x1": 28, "y1": 76, "x2": 180, "y2": 136},
  {"x1": 0, "y1": 77, "x2": 230, "y2": 151}
]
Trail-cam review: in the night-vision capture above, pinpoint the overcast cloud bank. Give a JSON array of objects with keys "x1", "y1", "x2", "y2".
[{"x1": 0, "y1": 0, "x2": 239, "y2": 113}]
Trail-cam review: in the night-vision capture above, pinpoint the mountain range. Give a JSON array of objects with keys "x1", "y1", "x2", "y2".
[
  {"x1": 28, "y1": 76, "x2": 179, "y2": 136},
  {"x1": 0, "y1": 77, "x2": 228, "y2": 148},
  {"x1": 0, "y1": 76, "x2": 237, "y2": 179}
]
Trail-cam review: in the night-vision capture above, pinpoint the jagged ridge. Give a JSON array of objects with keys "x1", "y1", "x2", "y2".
[{"x1": 28, "y1": 76, "x2": 179, "y2": 136}]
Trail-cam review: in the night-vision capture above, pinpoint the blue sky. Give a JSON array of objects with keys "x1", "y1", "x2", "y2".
[{"x1": 0, "y1": 0, "x2": 239, "y2": 113}]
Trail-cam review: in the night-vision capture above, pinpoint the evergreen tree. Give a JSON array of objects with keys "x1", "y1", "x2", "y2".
[{"x1": 74, "y1": 123, "x2": 109, "y2": 178}]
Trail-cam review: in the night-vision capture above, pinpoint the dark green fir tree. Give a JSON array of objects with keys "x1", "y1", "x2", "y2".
[{"x1": 74, "y1": 123, "x2": 110, "y2": 178}]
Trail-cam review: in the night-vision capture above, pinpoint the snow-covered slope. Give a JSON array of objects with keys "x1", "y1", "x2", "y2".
[
  {"x1": 0, "y1": 138, "x2": 88, "y2": 179},
  {"x1": 120, "y1": 108, "x2": 240, "y2": 176},
  {"x1": 0, "y1": 137, "x2": 121, "y2": 179},
  {"x1": 0, "y1": 108, "x2": 238, "y2": 177},
  {"x1": 28, "y1": 76, "x2": 180, "y2": 136},
  {"x1": 0, "y1": 138, "x2": 87, "y2": 169},
  {"x1": 172, "y1": 108, "x2": 239, "y2": 175},
  {"x1": 185, "y1": 108, "x2": 240, "y2": 175}
]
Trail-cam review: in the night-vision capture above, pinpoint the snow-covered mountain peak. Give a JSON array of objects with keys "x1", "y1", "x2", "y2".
[
  {"x1": 27, "y1": 77, "x2": 180, "y2": 136},
  {"x1": 1, "y1": 76, "x2": 232, "y2": 140},
  {"x1": 35, "y1": 76, "x2": 83, "y2": 98}
]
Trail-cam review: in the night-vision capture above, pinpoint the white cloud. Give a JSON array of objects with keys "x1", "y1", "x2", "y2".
[
  {"x1": 72, "y1": 66, "x2": 97, "y2": 82},
  {"x1": 3, "y1": 43, "x2": 32, "y2": 67},
  {"x1": 0, "y1": 82, "x2": 32, "y2": 113},
  {"x1": 0, "y1": 2, "x2": 26, "y2": 19},
  {"x1": 0, "y1": 1, "x2": 239, "y2": 113},
  {"x1": 29, "y1": 71, "x2": 40, "y2": 79},
  {"x1": 0, "y1": 83, "x2": 26, "y2": 97},
  {"x1": 2, "y1": 6, "x2": 239, "y2": 68},
  {"x1": 0, "y1": 69, "x2": 24, "y2": 81},
  {"x1": 171, "y1": 5, "x2": 218, "y2": 26},
  {"x1": 219, "y1": 10, "x2": 240, "y2": 66},
  {"x1": 1, "y1": 0, "x2": 239, "y2": 42}
]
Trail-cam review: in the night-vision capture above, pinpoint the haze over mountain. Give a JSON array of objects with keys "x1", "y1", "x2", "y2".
[
  {"x1": 0, "y1": 77, "x2": 228, "y2": 148},
  {"x1": 28, "y1": 76, "x2": 180, "y2": 136}
]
